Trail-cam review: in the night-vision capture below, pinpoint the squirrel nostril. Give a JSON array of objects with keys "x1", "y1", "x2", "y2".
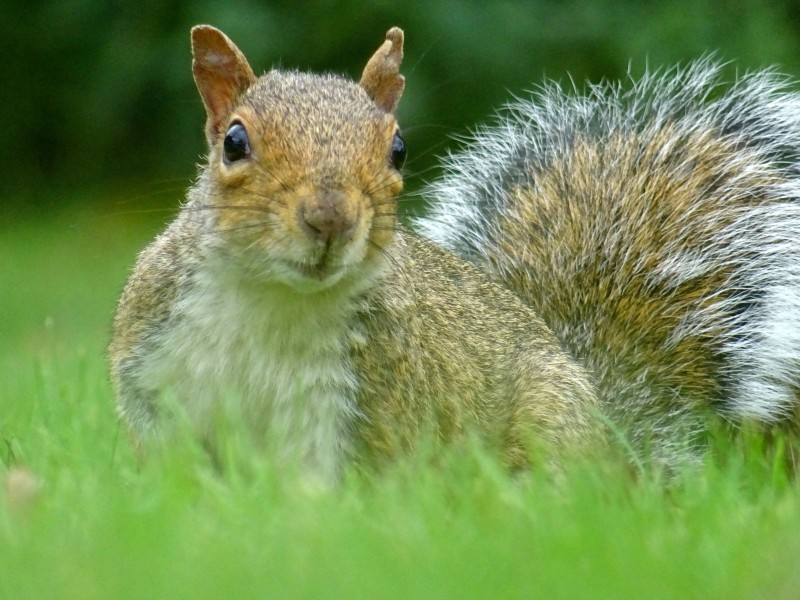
[{"x1": 298, "y1": 194, "x2": 358, "y2": 243}]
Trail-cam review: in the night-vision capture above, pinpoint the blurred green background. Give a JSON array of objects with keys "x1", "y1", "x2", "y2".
[
  {"x1": 3, "y1": 0, "x2": 800, "y2": 364},
  {"x1": 5, "y1": 0, "x2": 800, "y2": 210}
]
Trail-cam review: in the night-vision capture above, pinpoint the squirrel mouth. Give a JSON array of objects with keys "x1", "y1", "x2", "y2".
[
  {"x1": 283, "y1": 253, "x2": 342, "y2": 282},
  {"x1": 276, "y1": 240, "x2": 365, "y2": 288}
]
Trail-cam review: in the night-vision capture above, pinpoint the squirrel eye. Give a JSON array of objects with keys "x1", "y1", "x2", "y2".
[
  {"x1": 223, "y1": 122, "x2": 250, "y2": 163},
  {"x1": 390, "y1": 130, "x2": 406, "y2": 170}
]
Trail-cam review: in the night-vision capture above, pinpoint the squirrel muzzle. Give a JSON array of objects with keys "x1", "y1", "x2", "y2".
[{"x1": 297, "y1": 189, "x2": 360, "y2": 246}]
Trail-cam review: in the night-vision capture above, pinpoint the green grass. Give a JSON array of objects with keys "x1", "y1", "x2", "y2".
[{"x1": 3, "y1": 201, "x2": 800, "y2": 599}]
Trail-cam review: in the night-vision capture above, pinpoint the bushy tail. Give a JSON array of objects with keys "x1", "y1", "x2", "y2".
[{"x1": 418, "y1": 60, "x2": 800, "y2": 465}]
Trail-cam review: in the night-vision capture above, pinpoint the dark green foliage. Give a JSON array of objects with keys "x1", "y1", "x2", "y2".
[{"x1": 3, "y1": 1, "x2": 800, "y2": 210}]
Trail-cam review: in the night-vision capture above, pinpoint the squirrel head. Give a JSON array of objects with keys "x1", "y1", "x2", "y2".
[{"x1": 190, "y1": 25, "x2": 406, "y2": 292}]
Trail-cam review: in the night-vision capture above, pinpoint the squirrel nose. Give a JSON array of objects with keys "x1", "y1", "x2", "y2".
[{"x1": 298, "y1": 191, "x2": 358, "y2": 243}]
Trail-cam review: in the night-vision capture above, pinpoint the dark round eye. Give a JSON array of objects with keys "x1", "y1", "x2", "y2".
[
  {"x1": 223, "y1": 122, "x2": 250, "y2": 163},
  {"x1": 390, "y1": 130, "x2": 406, "y2": 170}
]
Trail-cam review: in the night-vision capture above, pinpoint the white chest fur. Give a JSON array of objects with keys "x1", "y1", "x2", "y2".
[{"x1": 137, "y1": 268, "x2": 363, "y2": 479}]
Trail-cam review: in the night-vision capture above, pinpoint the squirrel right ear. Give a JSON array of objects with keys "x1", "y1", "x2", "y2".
[
  {"x1": 191, "y1": 25, "x2": 257, "y2": 143},
  {"x1": 360, "y1": 27, "x2": 405, "y2": 114}
]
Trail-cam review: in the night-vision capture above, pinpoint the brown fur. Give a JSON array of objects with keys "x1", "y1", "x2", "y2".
[
  {"x1": 422, "y1": 72, "x2": 800, "y2": 468},
  {"x1": 490, "y1": 129, "x2": 777, "y2": 460}
]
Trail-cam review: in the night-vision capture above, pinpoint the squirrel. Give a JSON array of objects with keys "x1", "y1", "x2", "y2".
[
  {"x1": 419, "y1": 60, "x2": 800, "y2": 469},
  {"x1": 108, "y1": 25, "x2": 600, "y2": 480}
]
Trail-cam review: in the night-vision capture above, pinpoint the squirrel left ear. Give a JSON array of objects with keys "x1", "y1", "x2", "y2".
[
  {"x1": 360, "y1": 27, "x2": 405, "y2": 114},
  {"x1": 191, "y1": 25, "x2": 257, "y2": 144}
]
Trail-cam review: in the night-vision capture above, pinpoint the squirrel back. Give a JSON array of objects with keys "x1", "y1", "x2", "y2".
[{"x1": 419, "y1": 61, "x2": 800, "y2": 465}]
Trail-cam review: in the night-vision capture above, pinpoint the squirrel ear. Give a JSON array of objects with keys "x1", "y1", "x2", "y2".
[
  {"x1": 360, "y1": 27, "x2": 405, "y2": 114},
  {"x1": 191, "y1": 25, "x2": 257, "y2": 143}
]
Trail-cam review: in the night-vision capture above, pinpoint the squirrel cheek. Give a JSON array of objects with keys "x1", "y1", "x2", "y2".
[
  {"x1": 366, "y1": 173, "x2": 401, "y2": 248},
  {"x1": 209, "y1": 151, "x2": 251, "y2": 190}
]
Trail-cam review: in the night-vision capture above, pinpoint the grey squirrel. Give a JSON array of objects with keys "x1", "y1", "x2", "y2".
[
  {"x1": 110, "y1": 25, "x2": 800, "y2": 478},
  {"x1": 419, "y1": 61, "x2": 800, "y2": 467},
  {"x1": 108, "y1": 26, "x2": 599, "y2": 480}
]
